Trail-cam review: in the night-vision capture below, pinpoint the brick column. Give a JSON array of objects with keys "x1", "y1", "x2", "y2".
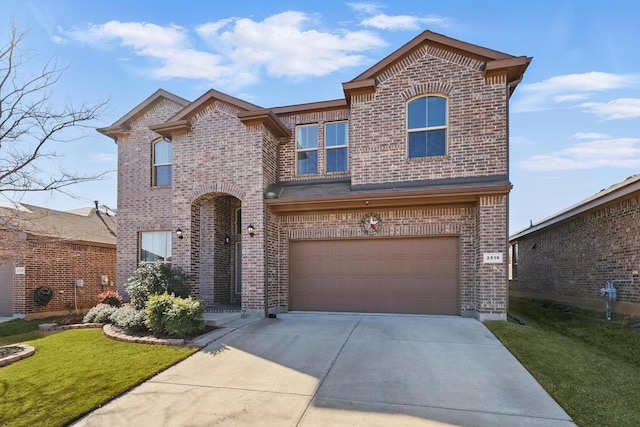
[{"x1": 475, "y1": 195, "x2": 509, "y2": 321}]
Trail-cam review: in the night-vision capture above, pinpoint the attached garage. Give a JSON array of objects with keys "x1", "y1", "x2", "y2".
[{"x1": 289, "y1": 237, "x2": 459, "y2": 315}]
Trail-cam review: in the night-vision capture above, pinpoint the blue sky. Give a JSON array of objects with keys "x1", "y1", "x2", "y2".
[{"x1": 2, "y1": 0, "x2": 639, "y2": 234}]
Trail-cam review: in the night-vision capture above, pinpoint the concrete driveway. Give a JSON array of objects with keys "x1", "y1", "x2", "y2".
[{"x1": 74, "y1": 313, "x2": 575, "y2": 426}]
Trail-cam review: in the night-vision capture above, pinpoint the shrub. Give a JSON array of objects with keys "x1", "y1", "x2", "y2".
[
  {"x1": 83, "y1": 304, "x2": 117, "y2": 324},
  {"x1": 97, "y1": 290, "x2": 123, "y2": 307},
  {"x1": 110, "y1": 305, "x2": 148, "y2": 332},
  {"x1": 125, "y1": 262, "x2": 191, "y2": 310},
  {"x1": 145, "y1": 293, "x2": 205, "y2": 337}
]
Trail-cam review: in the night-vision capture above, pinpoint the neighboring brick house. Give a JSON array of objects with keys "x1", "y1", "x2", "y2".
[
  {"x1": 0, "y1": 203, "x2": 117, "y2": 319},
  {"x1": 99, "y1": 30, "x2": 530, "y2": 321},
  {"x1": 509, "y1": 174, "x2": 640, "y2": 316}
]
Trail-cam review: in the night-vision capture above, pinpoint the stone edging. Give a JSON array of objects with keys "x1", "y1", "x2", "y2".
[
  {"x1": 0, "y1": 344, "x2": 35, "y2": 367},
  {"x1": 102, "y1": 324, "x2": 185, "y2": 346}
]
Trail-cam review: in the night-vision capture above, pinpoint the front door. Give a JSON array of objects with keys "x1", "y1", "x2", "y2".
[{"x1": 0, "y1": 259, "x2": 13, "y2": 316}]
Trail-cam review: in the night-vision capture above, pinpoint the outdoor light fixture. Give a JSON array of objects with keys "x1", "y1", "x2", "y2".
[
  {"x1": 176, "y1": 228, "x2": 184, "y2": 239},
  {"x1": 247, "y1": 224, "x2": 255, "y2": 237},
  {"x1": 224, "y1": 235, "x2": 231, "y2": 245}
]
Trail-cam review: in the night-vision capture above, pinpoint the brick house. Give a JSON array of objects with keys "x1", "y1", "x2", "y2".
[
  {"x1": 99, "y1": 30, "x2": 530, "y2": 321},
  {"x1": 509, "y1": 174, "x2": 640, "y2": 316},
  {"x1": 0, "y1": 203, "x2": 117, "y2": 319}
]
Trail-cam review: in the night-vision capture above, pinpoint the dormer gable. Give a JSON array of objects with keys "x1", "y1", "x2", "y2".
[
  {"x1": 97, "y1": 89, "x2": 189, "y2": 142},
  {"x1": 148, "y1": 88, "x2": 289, "y2": 140},
  {"x1": 342, "y1": 30, "x2": 531, "y2": 102}
]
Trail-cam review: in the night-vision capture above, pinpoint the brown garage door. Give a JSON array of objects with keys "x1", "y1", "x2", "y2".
[{"x1": 289, "y1": 237, "x2": 459, "y2": 315}]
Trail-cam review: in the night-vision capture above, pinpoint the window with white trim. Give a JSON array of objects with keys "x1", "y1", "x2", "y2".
[
  {"x1": 325, "y1": 121, "x2": 348, "y2": 172},
  {"x1": 296, "y1": 125, "x2": 318, "y2": 175},
  {"x1": 407, "y1": 95, "x2": 447, "y2": 158},
  {"x1": 139, "y1": 231, "x2": 172, "y2": 264},
  {"x1": 153, "y1": 139, "x2": 172, "y2": 186}
]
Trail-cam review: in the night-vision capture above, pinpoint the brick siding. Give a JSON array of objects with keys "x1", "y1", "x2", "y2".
[
  {"x1": 511, "y1": 193, "x2": 640, "y2": 315},
  {"x1": 0, "y1": 230, "x2": 116, "y2": 318},
  {"x1": 112, "y1": 35, "x2": 517, "y2": 320}
]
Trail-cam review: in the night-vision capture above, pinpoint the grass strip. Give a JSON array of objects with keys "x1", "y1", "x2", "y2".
[
  {"x1": 486, "y1": 298, "x2": 640, "y2": 427},
  {"x1": 0, "y1": 328, "x2": 197, "y2": 427}
]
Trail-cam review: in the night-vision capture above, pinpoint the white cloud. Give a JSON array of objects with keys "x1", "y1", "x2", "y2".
[
  {"x1": 63, "y1": 13, "x2": 386, "y2": 88},
  {"x1": 361, "y1": 14, "x2": 450, "y2": 31},
  {"x1": 347, "y1": 2, "x2": 383, "y2": 15},
  {"x1": 581, "y1": 98, "x2": 640, "y2": 120},
  {"x1": 572, "y1": 132, "x2": 611, "y2": 140},
  {"x1": 196, "y1": 12, "x2": 385, "y2": 78},
  {"x1": 347, "y1": 2, "x2": 450, "y2": 31},
  {"x1": 519, "y1": 137, "x2": 640, "y2": 171},
  {"x1": 513, "y1": 72, "x2": 640, "y2": 113}
]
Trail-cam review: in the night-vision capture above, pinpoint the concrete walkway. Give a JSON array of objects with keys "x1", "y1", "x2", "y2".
[{"x1": 73, "y1": 313, "x2": 575, "y2": 426}]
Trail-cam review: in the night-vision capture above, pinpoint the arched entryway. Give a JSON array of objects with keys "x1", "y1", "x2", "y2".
[{"x1": 190, "y1": 193, "x2": 242, "y2": 311}]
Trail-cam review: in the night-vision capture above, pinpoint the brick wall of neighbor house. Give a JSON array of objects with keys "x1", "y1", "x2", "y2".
[
  {"x1": 349, "y1": 47, "x2": 508, "y2": 187},
  {"x1": 115, "y1": 99, "x2": 184, "y2": 292},
  {"x1": 24, "y1": 238, "x2": 116, "y2": 318},
  {"x1": 272, "y1": 207, "x2": 478, "y2": 313},
  {"x1": 511, "y1": 194, "x2": 640, "y2": 315}
]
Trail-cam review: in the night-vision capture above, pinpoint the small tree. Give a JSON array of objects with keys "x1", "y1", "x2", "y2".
[
  {"x1": 125, "y1": 262, "x2": 191, "y2": 309},
  {"x1": 0, "y1": 23, "x2": 109, "y2": 201}
]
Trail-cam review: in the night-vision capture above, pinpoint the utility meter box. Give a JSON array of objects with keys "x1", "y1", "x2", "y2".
[
  {"x1": 74, "y1": 279, "x2": 84, "y2": 287},
  {"x1": 100, "y1": 275, "x2": 109, "y2": 286}
]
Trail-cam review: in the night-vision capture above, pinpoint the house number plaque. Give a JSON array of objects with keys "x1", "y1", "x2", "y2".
[{"x1": 483, "y1": 253, "x2": 503, "y2": 264}]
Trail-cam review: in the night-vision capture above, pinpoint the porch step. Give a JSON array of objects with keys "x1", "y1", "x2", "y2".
[{"x1": 203, "y1": 312, "x2": 242, "y2": 327}]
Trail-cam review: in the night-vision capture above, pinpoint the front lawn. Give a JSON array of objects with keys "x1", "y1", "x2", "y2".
[
  {"x1": 486, "y1": 297, "x2": 640, "y2": 427},
  {"x1": 0, "y1": 318, "x2": 44, "y2": 345},
  {"x1": 0, "y1": 328, "x2": 197, "y2": 427}
]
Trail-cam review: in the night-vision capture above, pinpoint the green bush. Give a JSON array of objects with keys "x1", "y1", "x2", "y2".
[
  {"x1": 83, "y1": 304, "x2": 117, "y2": 324},
  {"x1": 125, "y1": 262, "x2": 191, "y2": 309},
  {"x1": 145, "y1": 293, "x2": 205, "y2": 337},
  {"x1": 110, "y1": 306, "x2": 147, "y2": 332}
]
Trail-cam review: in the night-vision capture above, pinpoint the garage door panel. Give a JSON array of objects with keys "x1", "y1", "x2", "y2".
[{"x1": 289, "y1": 238, "x2": 459, "y2": 315}]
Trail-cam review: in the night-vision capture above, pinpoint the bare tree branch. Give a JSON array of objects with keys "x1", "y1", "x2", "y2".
[{"x1": 0, "y1": 22, "x2": 110, "y2": 198}]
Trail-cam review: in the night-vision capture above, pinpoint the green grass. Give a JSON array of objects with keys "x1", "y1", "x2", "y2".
[
  {"x1": 0, "y1": 319, "x2": 44, "y2": 345},
  {"x1": 0, "y1": 328, "x2": 197, "y2": 427},
  {"x1": 486, "y1": 297, "x2": 640, "y2": 427}
]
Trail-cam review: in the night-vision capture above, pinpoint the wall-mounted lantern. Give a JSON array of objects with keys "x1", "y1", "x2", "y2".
[
  {"x1": 224, "y1": 235, "x2": 231, "y2": 245},
  {"x1": 176, "y1": 228, "x2": 184, "y2": 239},
  {"x1": 247, "y1": 224, "x2": 255, "y2": 237}
]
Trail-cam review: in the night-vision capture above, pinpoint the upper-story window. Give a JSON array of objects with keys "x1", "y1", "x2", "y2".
[
  {"x1": 407, "y1": 95, "x2": 447, "y2": 159},
  {"x1": 325, "y1": 121, "x2": 348, "y2": 172},
  {"x1": 296, "y1": 125, "x2": 318, "y2": 175},
  {"x1": 153, "y1": 138, "x2": 172, "y2": 186}
]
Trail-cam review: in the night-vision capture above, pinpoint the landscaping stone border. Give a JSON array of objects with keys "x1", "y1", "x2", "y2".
[
  {"x1": 102, "y1": 324, "x2": 185, "y2": 346},
  {"x1": 0, "y1": 344, "x2": 35, "y2": 367}
]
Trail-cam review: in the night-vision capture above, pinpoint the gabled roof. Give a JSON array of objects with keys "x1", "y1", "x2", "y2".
[
  {"x1": 0, "y1": 203, "x2": 117, "y2": 246},
  {"x1": 149, "y1": 88, "x2": 292, "y2": 139},
  {"x1": 97, "y1": 89, "x2": 190, "y2": 141},
  {"x1": 510, "y1": 174, "x2": 640, "y2": 240},
  {"x1": 343, "y1": 30, "x2": 531, "y2": 100}
]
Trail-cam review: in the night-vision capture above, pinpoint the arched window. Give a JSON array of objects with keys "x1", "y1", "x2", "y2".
[
  {"x1": 407, "y1": 95, "x2": 447, "y2": 158},
  {"x1": 153, "y1": 139, "x2": 172, "y2": 186}
]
